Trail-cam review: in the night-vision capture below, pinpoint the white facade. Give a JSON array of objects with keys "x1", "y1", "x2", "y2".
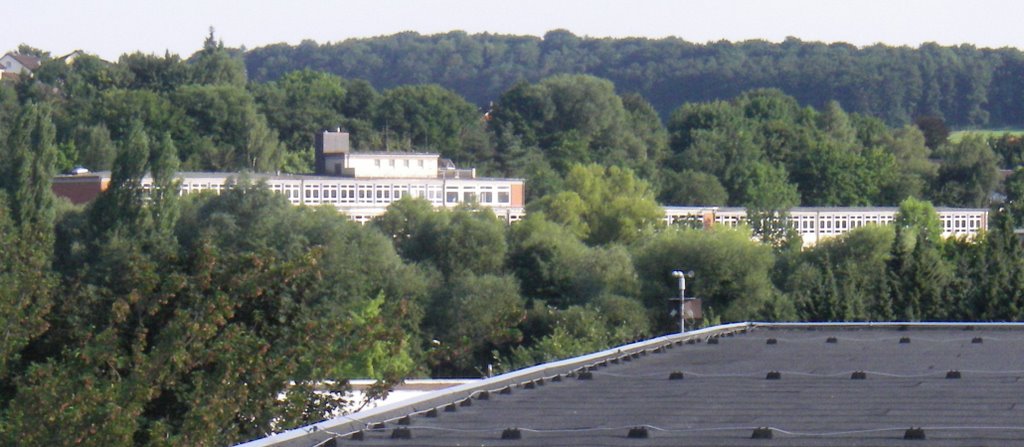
[
  {"x1": 664, "y1": 206, "x2": 989, "y2": 247},
  {"x1": 142, "y1": 172, "x2": 526, "y2": 224},
  {"x1": 0, "y1": 53, "x2": 39, "y2": 76},
  {"x1": 326, "y1": 153, "x2": 442, "y2": 179}
]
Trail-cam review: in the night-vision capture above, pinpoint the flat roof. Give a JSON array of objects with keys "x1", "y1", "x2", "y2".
[
  {"x1": 342, "y1": 152, "x2": 439, "y2": 157},
  {"x1": 664, "y1": 206, "x2": 990, "y2": 214},
  {"x1": 241, "y1": 323, "x2": 1024, "y2": 447},
  {"x1": 53, "y1": 171, "x2": 525, "y2": 183}
]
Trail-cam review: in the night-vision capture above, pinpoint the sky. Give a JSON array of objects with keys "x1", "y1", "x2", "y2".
[{"x1": 6, "y1": 0, "x2": 1023, "y2": 60}]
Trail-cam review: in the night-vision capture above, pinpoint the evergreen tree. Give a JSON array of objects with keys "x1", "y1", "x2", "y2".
[
  {"x1": 4, "y1": 103, "x2": 58, "y2": 228},
  {"x1": 975, "y1": 210, "x2": 1024, "y2": 320}
]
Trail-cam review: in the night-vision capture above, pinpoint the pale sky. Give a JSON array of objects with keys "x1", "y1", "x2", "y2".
[{"x1": 7, "y1": 0, "x2": 1023, "y2": 60}]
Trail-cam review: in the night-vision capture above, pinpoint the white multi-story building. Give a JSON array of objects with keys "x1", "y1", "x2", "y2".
[
  {"x1": 53, "y1": 131, "x2": 526, "y2": 223},
  {"x1": 664, "y1": 206, "x2": 989, "y2": 247}
]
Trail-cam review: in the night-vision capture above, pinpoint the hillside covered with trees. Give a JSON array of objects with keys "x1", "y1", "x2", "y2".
[
  {"x1": 245, "y1": 30, "x2": 1024, "y2": 128},
  {"x1": 2, "y1": 33, "x2": 1024, "y2": 446}
]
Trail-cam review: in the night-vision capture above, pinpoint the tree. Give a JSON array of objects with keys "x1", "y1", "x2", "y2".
[
  {"x1": 374, "y1": 84, "x2": 484, "y2": 163},
  {"x1": 932, "y1": 136, "x2": 998, "y2": 207},
  {"x1": 88, "y1": 120, "x2": 151, "y2": 233},
  {"x1": 878, "y1": 125, "x2": 936, "y2": 202},
  {"x1": 658, "y1": 169, "x2": 728, "y2": 206},
  {"x1": 173, "y1": 84, "x2": 285, "y2": 171},
  {"x1": 253, "y1": 69, "x2": 349, "y2": 154},
  {"x1": 95, "y1": 88, "x2": 184, "y2": 142},
  {"x1": 1004, "y1": 167, "x2": 1024, "y2": 223},
  {"x1": 3, "y1": 103, "x2": 59, "y2": 228},
  {"x1": 73, "y1": 124, "x2": 117, "y2": 171},
  {"x1": 886, "y1": 197, "x2": 951, "y2": 320},
  {"x1": 16, "y1": 181, "x2": 429, "y2": 446},
  {"x1": 529, "y1": 164, "x2": 663, "y2": 245},
  {"x1": 148, "y1": 132, "x2": 180, "y2": 235},
  {"x1": 621, "y1": 93, "x2": 669, "y2": 174},
  {"x1": 372, "y1": 196, "x2": 445, "y2": 262},
  {"x1": 433, "y1": 207, "x2": 508, "y2": 278},
  {"x1": 119, "y1": 51, "x2": 191, "y2": 93},
  {"x1": 786, "y1": 225, "x2": 895, "y2": 321},
  {"x1": 886, "y1": 226, "x2": 952, "y2": 321},
  {"x1": 913, "y1": 115, "x2": 949, "y2": 150},
  {"x1": 817, "y1": 100, "x2": 858, "y2": 146},
  {"x1": 425, "y1": 273, "x2": 525, "y2": 376},
  {"x1": 893, "y1": 197, "x2": 943, "y2": 242},
  {"x1": 508, "y1": 214, "x2": 639, "y2": 308},
  {"x1": 189, "y1": 28, "x2": 247, "y2": 86},
  {"x1": 0, "y1": 104, "x2": 58, "y2": 397},
  {"x1": 489, "y1": 75, "x2": 652, "y2": 173},
  {"x1": 632, "y1": 227, "x2": 790, "y2": 330},
  {"x1": 989, "y1": 133, "x2": 1024, "y2": 169},
  {"x1": 377, "y1": 199, "x2": 507, "y2": 280}
]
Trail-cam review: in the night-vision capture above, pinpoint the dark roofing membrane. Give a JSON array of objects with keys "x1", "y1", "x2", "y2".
[{"x1": 237, "y1": 323, "x2": 1024, "y2": 447}]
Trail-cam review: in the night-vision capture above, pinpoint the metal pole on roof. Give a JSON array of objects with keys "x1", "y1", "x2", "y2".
[{"x1": 671, "y1": 270, "x2": 695, "y2": 333}]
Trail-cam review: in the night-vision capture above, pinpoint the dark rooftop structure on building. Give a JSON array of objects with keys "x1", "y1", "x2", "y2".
[{"x1": 236, "y1": 323, "x2": 1024, "y2": 447}]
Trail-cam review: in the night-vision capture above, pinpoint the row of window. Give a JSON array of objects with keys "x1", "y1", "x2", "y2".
[
  {"x1": 168, "y1": 181, "x2": 514, "y2": 207},
  {"x1": 372, "y1": 158, "x2": 426, "y2": 168},
  {"x1": 791, "y1": 214, "x2": 896, "y2": 233},
  {"x1": 664, "y1": 210, "x2": 986, "y2": 236}
]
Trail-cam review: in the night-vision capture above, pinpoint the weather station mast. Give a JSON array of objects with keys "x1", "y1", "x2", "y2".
[{"x1": 669, "y1": 270, "x2": 699, "y2": 333}]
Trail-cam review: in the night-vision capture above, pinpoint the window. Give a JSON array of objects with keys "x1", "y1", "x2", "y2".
[
  {"x1": 374, "y1": 159, "x2": 381, "y2": 167},
  {"x1": 404, "y1": 159, "x2": 410, "y2": 167},
  {"x1": 389, "y1": 159, "x2": 395, "y2": 167},
  {"x1": 497, "y1": 192, "x2": 510, "y2": 203},
  {"x1": 464, "y1": 192, "x2": 477, "y2": 203},
  {"x1": 340, "y1": 186, "x2": 355, "y2": 202},
  {"x1": 480, "y1": 191, "x2": 493, "y2": 203},
  {"x1": 446, "y1": 191, "x2": 459, "y2": 203},
  {"x1": 358, "y1": 186, "x2": 372, "y2": 202},
  {"x1": 418, "y1": 159, "x2": 424, "y2": 167}
]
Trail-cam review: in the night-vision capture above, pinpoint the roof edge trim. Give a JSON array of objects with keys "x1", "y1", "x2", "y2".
[{"x1": 233, "y1": 322, "x2": 753, "y2": 447}]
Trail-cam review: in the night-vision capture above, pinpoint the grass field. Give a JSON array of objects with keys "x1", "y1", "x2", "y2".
[{"x1": 949, "y1": 129, "x2": 1024, "y2": 143}]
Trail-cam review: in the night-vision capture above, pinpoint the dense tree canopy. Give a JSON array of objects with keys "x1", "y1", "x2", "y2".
[{"x1": 245, "y1": 31, "x2": 1024, "y2": 128}]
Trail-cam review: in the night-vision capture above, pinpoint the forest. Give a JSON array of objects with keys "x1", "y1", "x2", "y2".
[
  {"x1": 1, "y1": 33, "x2": 1023, "y2": 446},
  {"x1": 244, "y1": 30, "x2": 1024, "y2": 128}
]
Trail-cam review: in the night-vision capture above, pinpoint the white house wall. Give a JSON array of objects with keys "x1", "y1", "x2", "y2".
[{"x1": 342, "y1": 154, "x2": 440, "y2": 178}]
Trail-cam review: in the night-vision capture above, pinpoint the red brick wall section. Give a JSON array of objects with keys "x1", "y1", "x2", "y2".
[{"x1": 52, "y1": 177, "x2": 107, "y2": 204}]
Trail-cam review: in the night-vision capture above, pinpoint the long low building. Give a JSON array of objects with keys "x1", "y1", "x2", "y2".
[
  {"x1": 665, "y1": 206, "x2": 989, "y2": 247},
  {"x1": 52, "y1": 131, "x2": 988, "y2": 239},
  {"x1": 53, "y1": 130, "x2": 527, "y2": 224},
  {"x1": 53, "y1": 172, "x2": 988, "y2": 243},
  {"x1": 53, "y1": 170, "x2": 527, "y2": 224}
]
